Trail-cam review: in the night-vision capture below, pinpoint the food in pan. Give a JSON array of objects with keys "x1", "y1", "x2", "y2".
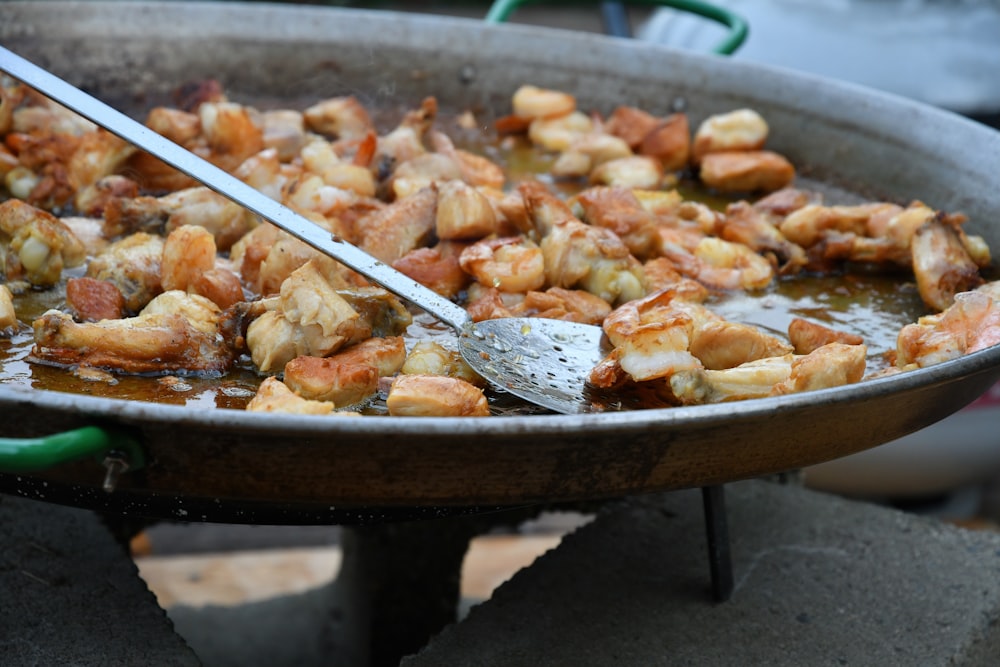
[{"x1": 0, "y1": 78, "x2": 996, "y2": 416}]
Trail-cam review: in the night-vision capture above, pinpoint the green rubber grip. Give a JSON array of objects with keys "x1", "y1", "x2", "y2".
[
  {"x1": 0, "y1": 426, "x2": 145, "y2": 473},
  {"x1": 485, "y1": 0, "x2": 748, "y2": 55}
]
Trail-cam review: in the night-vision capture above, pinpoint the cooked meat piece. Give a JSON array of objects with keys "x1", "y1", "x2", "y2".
[
  {"x1": 245, "y1": 376, "x2": 336, "y2": 415},
  {"x1": 31, "y1": 291, "x2": 238, "y2": 374},
  {"x1": 912, "y1": 218, "x2": 984, "y2": 312},
  {"x1": 0, "y1": 199, "x2": 85, "y2": 287},
  {"x1": 283, "y1": 355, "x2": 379, "y2": 406},
  {"x1": 86, "y1": 232, "x2": 163, "y2": 313},
  {"x1": 896, "y1": 284, "x2": 1000, "y2": 369},
  {"x1": 386, "y1": 374, "x2": 489, "y2": 417},
  {"x1": 691, "y1": 108, "x2": 768, "y2": 164},
  {"x1": 788, "y1": 318, "x2": 864, "y2": 355},
  {"x1": 357, "y1": 187, "x2": 437, "y2": 264},
  {"x1": 66, "y1": 277, "x2": 125, "y2": 322},
  {"x1": 670, "y1": 342, "x2": 866, "y2": 404},
  {"x1": 400, "y1": 341, "x2": 482, "y2": 386},
  {"x1": 698, "y1": 150, "x2": 795, "y2": 193},
  {"x1": 0, "y1": 284, "x2": 17, "y2": 333}
]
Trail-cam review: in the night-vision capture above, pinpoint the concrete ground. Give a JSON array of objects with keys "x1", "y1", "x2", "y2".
[
  {"x1": 403, "y1": 480, "x2": 1000, "y2": 666},
  {"x1": 4, "y1": 479, "x2": 1000, "y2": 666}
]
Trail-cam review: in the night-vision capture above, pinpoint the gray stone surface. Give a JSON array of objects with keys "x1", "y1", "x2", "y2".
[
  {"x1": 404, "y1": 480, "x2": 1000, "y2": 666},
  {"x1": 0, "y1": 494, "x2": 201, "y2": 667}
]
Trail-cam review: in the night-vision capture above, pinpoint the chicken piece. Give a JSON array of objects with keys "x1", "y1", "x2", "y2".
[
  {"x1": 573, "y1": 186, "x2": 660, "y2": 260},
  {"x1": 788, "y1": 318, "x2": 864, "y2": 355},
  {"x1": 145, "y1": 106, "x2": 202, "y2": 145},
  {"x1": 375, "y1": 97, "x2": 437, "y2": 171},
  {"x1": 67, "y1": 129, "x2": 137, "y2": 192},
  {"x1": 283, "y1": 355, "x2": 379, "y2": 406},
  {"x1": 386, "y1": 374, "x2": 489, "y2": 417},
  {"x1": 465, "y1": 286, "x2": 515, "y2": 322},
  {"x1": 777, "y1": 203, "x2": 895, "y2": 249},
  {"x1": 541, "y1": 219, "x2": 645, "y2": 305},
  {"x1": 603, "y1": 289, "x2": 790, "y2": 378},
  {"x1": 605, "y1": 106, "x2": 691, "y2": 171},
  {"x1": 260, "y1": 109, "x2": 307, "y2": 161},
  {"x1": 669, "y1": 355, "x2": 793, "y2": 404},
  {"x1": 257, "y1": 261, "x2": 367, "y2": 359},
  {"x1": 303, "y1": 96, "x2": 375, "y2": 141},
  {"x1": 12, "y1": 93, "x2": 95, "y2": 136},
  {"x1": 393, "y1": 242, "x2": 470, "y2": 298},
  {"x1": 519, "y1": 179, "x2": 578, "y2": 238},
  {"x1": 0, "y1": 284, "x2": 17, "y2": 334},
  {"x1": 234, "y1": 147, "x2": 297, "y2": 201},
  {"x1": 604, "y1": 105, "x2": 663, "y2": 149},
  {"x1": 246, "y1": 262, "x2": 410, "y2": 373},
  {"x1": 400, "y1": 341, "x2": 483, "y2": 386},
  {"x1": 662, "y1": 235, "x2": 774, "y2": 291},
  {"x1": 300, "y1": 139, "x2": 377, "y2": 198},
  {"x1": 833, "y1": 202, "x2": 928, "y2": 267},
  {"x1": 528, "y1": 111, "x2": 594, "y2": 152},
  {"x1": 198, "y1": 101, "x2": 265, "y2": 172},
  {"x1": 334, "y1": 336, "x2": 408, "y2": 377},
  {"x1": 636, "y1": 113, "x2": 691, "y2": 172},
  {"x1": 388, "y1": 153, "x2": 463, "y2": 200},
  {"x1": 245, "y1": 376, "x2": 335, "y2": 415},
  {"x1": 435, "y1": 179, "x2": 497, "y2": 240},
  {"x1": 670, "y1": 342, "x2": 866, "y2": 404},
  {"x1": 104, "y1": 186, "x2": 254, "y2": 252},
  {"x1": 66, "y1": 277, "x2": 125, "y2": 322},
  {"x1": 698, "y1": 150, "x2": 795, "y2": 193},
  {"x1": 229, "y1": 222, "x2": 281, "y2": 292},
  {"x1": 509, "y1": 287, "x2": 612, "y2": 325},
  {"x1": 428, "y1": 131, "x2": 507, "y2": 190},
  {"x1": 282, "y1": 173, "x2": 372, "y2": 225},
  {"x1": 551, "y1": 133, "x2": 633, "y2": 178},
  {"x1": 641, "y1": 257, "x2": 710, "y2": 302},
  {"x1": 589, "y1": 155, "x2": 666, "y2": 190},
  {"x1": 335, "y1": 286, "x2": 413, "y2": 339},
  {"x1": 771, "y1": 342, "x2": 867, "y2": 395},
  {"x1": 911, "y1": 218, "x2": 984, "y2": 312},
  {"x1": 691, "y1": 108, "x2": 768, "y2": 164},
  {"x1": 256, "y1": 230, "x2": 366, "y2": 298},
  {"x1": 74, "y1": 174, "x2": 140, "y2": 218},
  {"x1": 86, "y1": 232, "x2": 164, "y2": 313},
  {"x1": 31, "y1": 291, "x2": 238, "y2": 375},
  {"x1": 720, "y1": 200, "x2": 807, "y2": 274},
  {"x1": 0, "y1": 199, "x2": 86, "y2": 287},
  {"x1": 684, "y1": 313, "x2": 793, "y2": 371},
  {"x1": 511, "y1": 85, "x2": 576, "y2": 120},
  {"x1": 460, "y1": 236, "x2": 545, "y2": 293},
  {"x1": 357, "y1": 187, "x2": 437, "y2": 264},
  {"x1": 753, "y1": 187, "x2": 821, "y2": 217},
  {"x1": 0, "y1": 144, "x2": 20, "y2": 182},
  {"x1": 896, "y1": 286, "x2": 1000, "y2": 369}
]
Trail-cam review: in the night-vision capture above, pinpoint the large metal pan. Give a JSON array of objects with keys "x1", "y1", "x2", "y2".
[{"x1": 1, "y1": 1, "x2": 999, "y2": 524}]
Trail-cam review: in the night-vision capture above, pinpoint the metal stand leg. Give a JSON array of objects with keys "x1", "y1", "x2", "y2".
[{"x1": 701, "y1": 485, "x2": 734, "y2": 602}]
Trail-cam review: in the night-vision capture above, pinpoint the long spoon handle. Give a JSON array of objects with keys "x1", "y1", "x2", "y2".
[{"x1": 0, "y1": 45, "x2": 472, "y2": 331}]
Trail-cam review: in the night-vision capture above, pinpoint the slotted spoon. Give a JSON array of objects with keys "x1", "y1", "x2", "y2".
[{"x1": 0, "y1": 46, "x2": 607, "y2": 414}]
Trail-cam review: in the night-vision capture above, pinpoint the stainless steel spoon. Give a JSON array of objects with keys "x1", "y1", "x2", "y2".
[{"x1": 0, "y1": 46, "x2": 607, "y2": 414}]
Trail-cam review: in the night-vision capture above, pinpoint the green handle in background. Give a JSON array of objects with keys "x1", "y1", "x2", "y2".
[
  {"x1": 0, "y1": 425, "x2": 144, "y2": 473},
  {"x1": 485, "y1": 0, "x2": 748, "y2": 55}
]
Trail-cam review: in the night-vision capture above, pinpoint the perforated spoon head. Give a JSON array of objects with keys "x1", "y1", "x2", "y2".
[{"x1": 458, "y1": 318, "x2": 607, "y2": 415}]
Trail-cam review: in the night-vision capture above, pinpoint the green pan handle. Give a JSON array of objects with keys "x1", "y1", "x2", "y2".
[
  {"x1": 485, "y1": 0, "x2": 748, "y2": 55},
  {"x1": 0, "y1": 425, "x2": 144, "y2": 474}
]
